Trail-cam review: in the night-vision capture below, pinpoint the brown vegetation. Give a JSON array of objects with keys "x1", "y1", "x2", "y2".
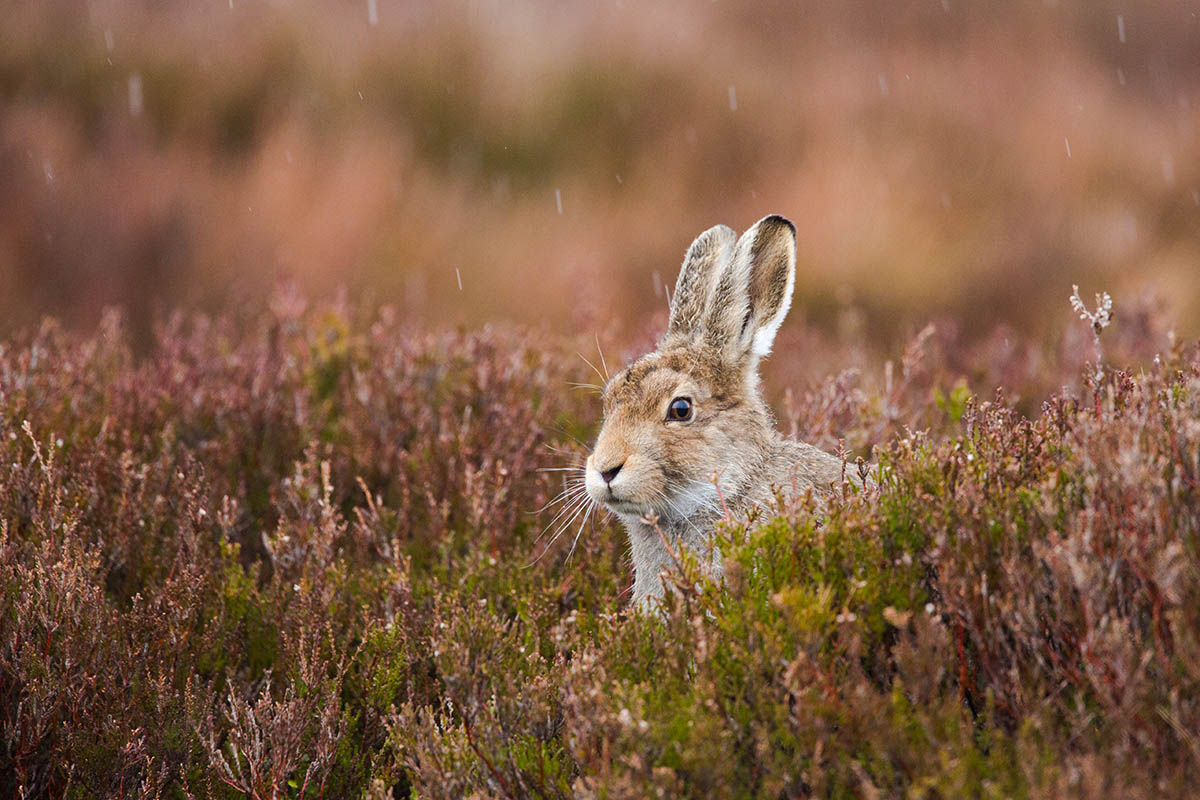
[{"x1": 1, "y1": 291, "x2": 1198, "y2": 796}]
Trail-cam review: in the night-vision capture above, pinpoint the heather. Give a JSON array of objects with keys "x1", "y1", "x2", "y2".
[{"x1": 0, "y1": 295, "x2": 1197, "y2": 798}]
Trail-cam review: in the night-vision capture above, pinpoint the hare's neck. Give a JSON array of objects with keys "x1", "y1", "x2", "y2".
[{"x1": 619, "y1": 514, "x2": 718, "y2": 609}]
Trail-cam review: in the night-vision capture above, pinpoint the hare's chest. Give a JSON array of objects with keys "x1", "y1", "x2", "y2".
[{"x1": 620, "y1": 516, "x2": 720, "y2": 607}]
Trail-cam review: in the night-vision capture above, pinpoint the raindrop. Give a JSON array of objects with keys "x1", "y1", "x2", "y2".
[
  {"x1": 878, "y1": 73, "x2": 889, "y2": 96},
  {"x1": 1161, "y1": 154, "x2": 1175, "y2": 186},
  {"x1": 615, "y1": 173, "x2": 622, "y2": 184},
  {"x1": 727, "y1": 84, "x2": 737, "y2": 111},
  {"x1": 555, "y1": 188, "x2": 563, "y2": 215},
  {"x1": 128, "y1": 73, "x2": 143, "y2": 117},
  {"x1": 455, "y1": 268, "x2": 463, "y2": 291},
  {"x1": 368, "y1": 0, "x2": 379, "y2": 26},
  {"x1": 1117, "y1": 15, "x2": 1125, "y2": 44},
  {"x1": 104, "y1": 29, "x2": 114, "y2": 52},
  {"x1": 1064, "y1": 137, "x2": 1071, "y2": 158},
  {"x1": 1117, "y1": 67, "x2": 1126, "y2": 86}
]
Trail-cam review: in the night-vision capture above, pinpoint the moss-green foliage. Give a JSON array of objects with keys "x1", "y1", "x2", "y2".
[{"x1": 0, "y1": 302, "x2": 1197, "y2": 798}]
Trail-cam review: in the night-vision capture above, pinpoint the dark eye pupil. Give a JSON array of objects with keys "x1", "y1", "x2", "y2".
[{"x1": 668, "y1": 398, "x2": 692, "y2": 420}]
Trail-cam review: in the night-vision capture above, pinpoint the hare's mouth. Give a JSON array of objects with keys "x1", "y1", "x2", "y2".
[
  {"x1": 600, "y1": 490, "x2": 663, "y2": 518},
  {"x1": 603, "y1": 496, "x2": 647, "y2": 515},
  {"x1": 604, "y1": 494, "x2": 685, "y2": 522}
]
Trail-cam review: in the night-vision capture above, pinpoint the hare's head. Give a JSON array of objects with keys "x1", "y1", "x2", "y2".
[{"x1": 585, "y1": 215, "x2": 797, "y2": 522}]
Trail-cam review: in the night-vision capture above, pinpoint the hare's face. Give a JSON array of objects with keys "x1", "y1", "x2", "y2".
[
  {"x1": 585, "y1": 214, "x2": 798, "y2": 526},
  {"x1": 584, "y1": 348, "x2": 769, "y2": 523}
]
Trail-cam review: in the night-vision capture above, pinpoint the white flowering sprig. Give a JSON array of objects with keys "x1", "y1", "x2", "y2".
[
  {"x1": 1070, "y1": 284, "x2": 1112, "y2": 337},
  {"x1": 1069, "y1": 284, "x2": 1113, "y2": 383}
]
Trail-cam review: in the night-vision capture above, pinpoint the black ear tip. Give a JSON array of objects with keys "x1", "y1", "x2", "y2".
[{"x1": 760, "y1": 214, "x2": 796, "y2": 236}]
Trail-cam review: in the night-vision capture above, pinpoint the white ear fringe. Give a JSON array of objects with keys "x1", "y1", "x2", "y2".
[
  {"x1": 668, "y1": 224, "x2": 737, "y2": 339},
  {"x1": 748, "y1": 238, "x2": 795, "y2": 360}
]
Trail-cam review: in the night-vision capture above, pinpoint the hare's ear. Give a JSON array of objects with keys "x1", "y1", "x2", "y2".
[
  {"x1": 705, "y1": 214, "x2": 796, "y2": 366},
  {"x1": 667, "y1": 224, "x2": 737, "y2": 339}
]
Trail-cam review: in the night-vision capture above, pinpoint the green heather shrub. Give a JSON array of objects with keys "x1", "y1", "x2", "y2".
[{"x1": 0, "y1": 298, "x2": 1197, "y2": 798}]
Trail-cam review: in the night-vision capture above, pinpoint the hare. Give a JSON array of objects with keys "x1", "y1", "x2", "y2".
[{"x1": 584, "y1": 215, "x2": 847, "y2": 608}]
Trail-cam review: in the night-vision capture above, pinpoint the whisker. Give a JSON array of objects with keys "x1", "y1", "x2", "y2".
[
  {"x1": 534, "y1": 489, "x2": 589, "y2": 539},
  {"x1": 542, "y1": 491, "x2": 591, "y2": 544},
  {"x1": 546, "y1": 423, "x2": 591, "y2": 451},
  {"x1": 528, "y1": 504, "x2": 587, "y2": 563},
  {"x1": 656, "y1": 489, "x2": 704, "y2": 537},
  {"x1": 565, "y1": 501, "x2": 595, "y2": 563},
  {"x1": 534, "y1": 483, "x2": 587, "y2": 523},
  {"x1": 535, "y1": 500, "x2": 593, "y2": 565},
  {"x1": 549, "y1": 493, "x2": 593, "y2": 545},
  {"x1": 530, "y1": 483, "x2": 587, "y2": 516},
  {"x1": 659, "y1": 482, "x2": 722, "y2": 532},
  {"x1": 594, "y1": 333, "x2": 610, "y2": 380},
  {"x1": 576, "y1": 351, "x2": 607, "y2": 386}
]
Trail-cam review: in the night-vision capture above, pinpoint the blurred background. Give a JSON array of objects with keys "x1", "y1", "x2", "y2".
[{"x1": 2, "y1": 0, "x2": 1197, "y2": 355}]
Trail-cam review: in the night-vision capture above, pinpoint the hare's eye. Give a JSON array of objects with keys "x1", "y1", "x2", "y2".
[{"x1": 666, "y1": 397, "x2": 693, "y2": 422}]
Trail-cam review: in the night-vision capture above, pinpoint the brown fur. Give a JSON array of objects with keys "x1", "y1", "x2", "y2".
[{"x1": 585, "y1": 215, "x2": 848, "y2": 609}]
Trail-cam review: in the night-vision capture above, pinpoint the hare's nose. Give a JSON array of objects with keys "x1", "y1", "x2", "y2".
[{"x1": 599, "y1": 462, "x2": 624, "y2": 484}]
